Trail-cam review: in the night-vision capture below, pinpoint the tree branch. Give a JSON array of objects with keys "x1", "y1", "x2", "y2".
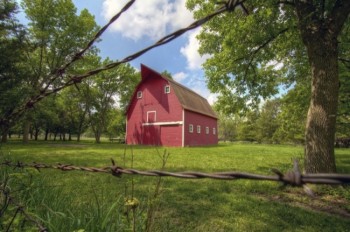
[
  {"x1": 3, "y1": 0, "x2": 246, "y2": 124},
  {"x1": 236, "y1": 27, "x2": 289, "y2": 81},
  {"x1": 277, "y1": 1, "x2": 295, "y2": 6},
  {"x1": 330, "y1": 0, "x2": 350, "y2": 35}
]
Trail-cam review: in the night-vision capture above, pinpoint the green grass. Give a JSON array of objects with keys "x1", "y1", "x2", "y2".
[{"x1": 1, "y1": 141, "x2": 350, "y2": 231}]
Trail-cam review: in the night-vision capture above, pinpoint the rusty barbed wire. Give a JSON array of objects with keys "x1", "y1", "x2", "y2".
[
  {"x1": 1, "y1": 159, "x2": 350, "y2": 187},
  {"x1": 1, "y1": 158, "x2": 349, "y2": 230},
  {"x1": 1, "y1": 183, "x2": 48, "y2": 232},
  {"x1": 43, "y1": 0, "x2": 136, "y2": 91},
  {"x1": 5, "y1": 0, "x2": 247, "y2": 124}
]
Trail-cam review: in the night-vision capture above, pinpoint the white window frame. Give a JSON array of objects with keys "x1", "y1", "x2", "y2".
[
  {"x1": 137, "y1": 91, "x2": 142, "y2": 99},
  {"x1": 206, "y1": 127, "x2": 209, "y2": 135},
  {"x1": 164, "y1": 85, "x2": 170, "y2": 94},
  {"x1": 213, "y1": 127, "x2": 216, "y2": 135},
  {"x1": 197, "y1": 125, "x2": 201, "y2": 134},
  {"x1": 147, "y1": 111, "x2": 156, "y2": 123},
  {"x1": 189, "y1": 124, "x2": 193, "y2": 133}
]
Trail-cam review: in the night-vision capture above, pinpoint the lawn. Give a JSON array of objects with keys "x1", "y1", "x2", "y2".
[{"x1": 1, "y1": 141, "x2": 350, "y2": 231}]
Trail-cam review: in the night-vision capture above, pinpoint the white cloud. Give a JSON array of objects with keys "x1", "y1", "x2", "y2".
[
  {"x1": 180, "y1": 28, "x2": 211, "y2": 70},
  {"x1": 266, "y1": 60, "x2": 284, "y2": 70},
  {"x1": 207, "y1": 93, "x2": 218, "y2": 105},
  {"x1": 101, "y1": 0, "x2": 193, "y2": 41},
  {"x1": 173, "y1": 72, "x2": 188, "y2": 82}
]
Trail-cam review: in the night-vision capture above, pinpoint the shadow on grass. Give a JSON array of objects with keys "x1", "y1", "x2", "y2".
[{"x1": 157, "y1": 179, "x2": 350, "y2": 232}]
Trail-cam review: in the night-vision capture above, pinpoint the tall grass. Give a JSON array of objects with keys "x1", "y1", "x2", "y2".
[{"x1": 1, "y1": 141, "x2": 349, "y2": 231}]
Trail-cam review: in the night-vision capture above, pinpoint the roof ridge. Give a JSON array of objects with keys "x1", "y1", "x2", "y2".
[{"x1": 162, "y1": 75, "x2": 208, "y2": 101}]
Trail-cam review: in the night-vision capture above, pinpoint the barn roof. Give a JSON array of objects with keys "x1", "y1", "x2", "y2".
[{"x1": 140, "y1": 64, "x2": 217, "y2": 119}]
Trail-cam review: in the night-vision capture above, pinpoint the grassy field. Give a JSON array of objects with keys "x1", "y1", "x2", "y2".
[{"x1": 1, "y1": 141, "x2": 350, "y2": 231}]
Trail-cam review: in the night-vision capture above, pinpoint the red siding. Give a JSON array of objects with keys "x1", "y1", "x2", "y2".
[
  {"x1": 126, "y1": 75, "x2": 183, "y2": 146},
  {"x1": 184, "y1": 110, "x2": 218, "y2": 146}
]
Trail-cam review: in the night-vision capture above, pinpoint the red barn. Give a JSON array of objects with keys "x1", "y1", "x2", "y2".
[{"x1": 126, "y1": 64, "x2": 218, "y2": 147}]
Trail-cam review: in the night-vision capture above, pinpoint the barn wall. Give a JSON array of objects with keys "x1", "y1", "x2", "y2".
[
  {"x1": 184, "y1": 110, "x2": 218, "y2": 146},
  {"x1": 126, "y1": 75, "x2": 184, "y2": 146}
]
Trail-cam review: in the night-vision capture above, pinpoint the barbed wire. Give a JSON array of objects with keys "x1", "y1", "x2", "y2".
[
  {"x1": 5, "y1": 0, "x2": 247, "y2": 125},
  {"x1": 2, "y1": 158, "x2": 349, "y2": 231},
  {"x1": 1, "y1": 159, "x2": 349, "y2": 187},
  {"x1": 1, "y1": 183, "x2": 48, "y2": 232}
]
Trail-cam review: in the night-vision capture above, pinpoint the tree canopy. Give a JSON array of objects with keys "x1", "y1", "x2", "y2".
[
  {"x1": 0, "y1": 0, "x2": 140, "y2": 143},
  {"x1": 187, "y1": 0, "x2": 350, "y2": 173}
]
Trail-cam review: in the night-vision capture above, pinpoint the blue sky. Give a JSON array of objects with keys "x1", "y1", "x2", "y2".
[{"x1": 70, "y1": 0, "x2": 217, "y2": 104}]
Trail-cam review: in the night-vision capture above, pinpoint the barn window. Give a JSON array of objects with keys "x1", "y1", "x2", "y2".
[
  {"x1": 147, "y1": 111, "x2": 156, "y2": 122},
  {"x1": 137, "y1": 91, "x2": 142, "y2": 99},
  {"x1": 189, "y1": 124, "x2": 193, "y2": 133},
  {"x1": 213, "y1": 127, "x2": 216, "y2": 135},
  {"x1": 164, "y1": 85, "x2": 170, "y2": 94},
  {"x1": 206, "y1": 127, "x2": 209, "y2": 134},
  {"x1": 197, "y1": 125, "x2": 201, "y2": 134}
]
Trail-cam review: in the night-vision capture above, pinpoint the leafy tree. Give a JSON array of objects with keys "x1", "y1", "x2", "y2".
[
  {"x1": 161, "y1": 70, "x2": 173, "y2": 79},
  {"x1": 214, "y1": 107, "x2": 239, "y2": 142},
  {"x1": 187, "y1": 0, "x2": 350, "y2": 173},
  {"x1": 255, "y1": 99, "x2": 280, "y2": 143},
  {"x1": 87, "y1": 59, "x2": 139, "y2": 143},
  {"x1": 0, "y1": 0, "x2": 28, "y2": 142},
  {"x1": 236, "y1": 110, "x2": 259, "y2": 142},
  {"x1": 19, "y1": 0, "x2": 99, "y2": 142},
  {"x1": 106, "y1": 109, "x2": 126, "y2": 139},
  {"x1": 337, "y1": 25, "x2": 350, "y2": 138}
]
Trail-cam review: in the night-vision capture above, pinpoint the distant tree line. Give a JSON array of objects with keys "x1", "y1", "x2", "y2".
[
  {"x1": 217, "y1": 78, "x2": 350, "y2": 144},
  {"x1": 0, "y1": 0, "x2": 139, "y2": 143}
]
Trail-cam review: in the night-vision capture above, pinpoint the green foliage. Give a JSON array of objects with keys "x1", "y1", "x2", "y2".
[
  {"x1": 0, "y1": 0, "x2": 29, "y2": 126},
  {"x1": 106, "y1": 109, "x2": 126, "y2": 138},
  {"x1": 215, "y1": 109, "x2": 239, "y2": 142},
  {"x1": 160, "y1": 70, "x2": 173, "y2": 79},
  {"x1": 274, "y1": 82, "x2": 310, "y2": 144},
  {"x1": 86, "y1": 59, "x2": 139, "y2": 143},
  {"x1": 187, "y1": 0, "x2": 305, "y2": 113},
  {"x1": 255, "y1": 99, "x2": 280, "y2": 143},
  {"x1": 0, "y1": 1, "x2": 140, "y2": 143}
]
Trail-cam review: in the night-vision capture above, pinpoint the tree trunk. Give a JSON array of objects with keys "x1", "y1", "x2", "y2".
[
  {"x1": 94, "y1": 128, "x2": 101, "y2": 143},
  {"x1": 294, "y1": 1, "x2": 350, "y2": 173},
  {"x1": 1, "y1": 127, "x2": 8, "y2": 143},
  {"x1": 304, "y1": 39, "x2": 338, "y2": 173},
  {"x1": 30, "y1": 126, "x2": 33, "y2": 140},
  {"x1": 44, "y1": 128, "x2": 49, "y2": 141},
  {"x1": 34, "y1": 128, "x2": 39, "y2": 140},
  {"x1": 77, "y1": 133, "x2": 81, "y2": 142},
  {"x1": 23, "y1": 120, "x2": 30, "y2": 143}
]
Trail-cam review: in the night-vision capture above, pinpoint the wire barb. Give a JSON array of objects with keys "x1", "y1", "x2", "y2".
[
  {"x1": 111, "y1": 158, "x2": 123, "y2": 177},
  {"x1": 2, "y1": 160, "x2": 350, "y2": 186}
]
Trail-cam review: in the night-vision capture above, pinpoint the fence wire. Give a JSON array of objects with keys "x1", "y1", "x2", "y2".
[
  {"x1": 1, "y1": 158, "x2": 349, "y2": 231},
  {"x1": 2, "y1": 159, "x2": 350, "y2": 186}
]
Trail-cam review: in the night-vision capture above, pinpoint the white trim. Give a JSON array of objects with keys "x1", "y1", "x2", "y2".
[
  {"x1": 182, "y1": 109, "x2": 185, "y2": 147},
  {"x1": 197, "y1": 125, "x2": 201, "y2": 134},
  {"x1": 125, "y1": 117, "x2": 128, "y2": 144},
  {"x1": 206, "y1": 126, "x2": 209, "y2": 134},
  {"x1": 189, "y1": 124, "x2": 193, "y2": 133},
  {"x1": 164, "y1": 85, "x2": 170, "y2": 94},
  {"x1": 137, "y1": 91, "x2": 142, "y2": 99},
  {"x1": 147, "y1": 111, "x2": 156, "y2": 122},
  {"x1": 143, "y1": 121, "x2": 183, "y2": 126}
]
